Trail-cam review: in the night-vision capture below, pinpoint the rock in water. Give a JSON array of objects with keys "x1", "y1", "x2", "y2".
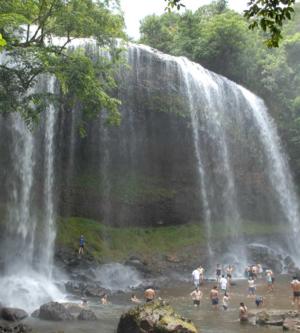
[
  {"x1": 77, "y1": 309, "x2": 98, "y2": 321},
  {"x1": 0, "y1": 323, "x2": 32, "y2": 333},
  {"x1": 117, "y1": 300, "x2": 197, "y2": 333},
  {"x1": 1, "y1": 307, "x2": 28, "y2": 321},
  {"x1": 38, "y1": 302, "x2": 74, "y2": 321}
]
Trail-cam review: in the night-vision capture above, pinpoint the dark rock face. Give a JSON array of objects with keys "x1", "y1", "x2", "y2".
[
  {"x1": 0, "y1": 323, "x2": 32, "y2": 333},
  {"x1": 65, "y1": 280, "x2": 108, "y2": 297},
  {"x1": 77, "y1": 309, "x2": 98, "y2": 321},
  {"x1": 117, "y1": 300, "x2": 197, "y2": 333},
  {"x1": 30, "y1": 309, "x2": 39, "y2": 318},
  {"x1": 38, "y1": 302, "x2": 74, "y2": 321},
  {"x1": 247, "y1": 244, "x2": 284, "y2": 273},
  {"x1": 0, "y1": 308, "x2": 28, "y2": 322}
]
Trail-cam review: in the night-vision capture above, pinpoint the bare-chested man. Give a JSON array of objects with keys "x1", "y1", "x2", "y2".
[
  {"x1": 210, "y1": 285, "x2": 219, "y2": 309},
  {"x1": 190, "y1": 287, "x2": 203, "y2": 307},
  {"x1": 144, "y1": 288, "x2": 156, "y2": 302},
  {"x1": 291, "y1": 276, "x2": 300, "y2": 309}
]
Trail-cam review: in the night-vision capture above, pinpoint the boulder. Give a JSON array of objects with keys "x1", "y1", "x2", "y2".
[
  {"x1": 283, "y1": 318, "x2": 300, "y2": 331},
  {"x1": 256, "y1": 311, "x2": 285, "y2": 326},
  {"x1": 77, "y1": 309, "x2": 98, "y2": 321},
  {"x1": 117, "y1": 300, "x2": 198, "y2": 333},
  {"x1": 1, "y1": 308, "x2": 28, "y2": 321},
  {"x1": 0, "y1": 323, "x2": 32, "y2": 333},
  {"x1": 38, "y1": 302, "x2": 74, "y2": 321}
]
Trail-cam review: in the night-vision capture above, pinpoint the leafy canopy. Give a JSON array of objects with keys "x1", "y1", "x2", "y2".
[
  {"x1": 0, "y1": 0, "x2": 125, "y2": 128},
  {"x1": 165, "y1": 0, "x2": 296, "y2": 47}
]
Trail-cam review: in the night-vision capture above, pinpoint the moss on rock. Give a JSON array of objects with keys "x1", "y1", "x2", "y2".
[{"x1": 117, "y1": 300, "x2": 198, "y2": 333}]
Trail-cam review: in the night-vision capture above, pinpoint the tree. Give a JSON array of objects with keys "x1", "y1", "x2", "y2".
[
  {"x1": 0, "y1": 0, "x2": 125, "y2": 128},
  {"x1": 165, "y1": 0, "x2": 296, "y2": 47}
]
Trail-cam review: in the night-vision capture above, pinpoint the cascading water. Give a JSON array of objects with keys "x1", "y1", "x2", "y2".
[
  {"x1": 125, "y1": 44, "x2": 300, "y2": 273},
  {"x1": 0, "y1": 38, "x2": 300, "y2": 313},
  {"x1": 0, "y1": 75, "x2": 63, "y2": 311}
]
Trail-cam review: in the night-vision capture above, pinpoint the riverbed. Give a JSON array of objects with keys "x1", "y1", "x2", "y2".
[{"x1": 23, "y1": 275, "x2": 295, "y2": 333}]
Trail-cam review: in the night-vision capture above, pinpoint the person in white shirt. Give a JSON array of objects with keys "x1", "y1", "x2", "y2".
[
  {"x1": 192, "y1": 268, "x2": 200, "y2": 288},
  {"x1": 247, "y1": 277, "x2": 256, "y2": 297},
  {"x1": 219, "y1": 275, "x2": 228, "y2": 293}
]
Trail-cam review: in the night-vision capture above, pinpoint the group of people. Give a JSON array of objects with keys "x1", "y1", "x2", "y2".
[{"x1": 190, "y1": 263, "x2": 300, "y2": 322}]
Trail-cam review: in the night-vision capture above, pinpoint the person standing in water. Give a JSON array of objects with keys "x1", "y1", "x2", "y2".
[
  {"x1": 266, "y1": 269, "x2": 274, "y2": 292},
  {"x1": 255, "y1": 295, "x2": 264, "y2": 308},
  {"x1": 219, "y1": 275, "x2": 228, "y2": 294},
  {"x1": 210, "y1": 286, "x2": 219, "y2": 310},
  {"x1": 239, "y1": 302, "x2": 248, "y2": 323},
  {"x1": 199, "y1": 266, "x2": 205, "y2": 284},
  {"x1": 216, "y1": 264, "x2": 222, "y2": 283},
  {"x1": 190, "y1": 287, "x2": 203, "y2": 307},
  {"x1": 144, "y1": 288, "x2": 156, "y2": 302},
  {"x1": 222, "y1": 292, "x2": 230, "y2": 310},
  {"x1": 226, "y1": 265, "x2": 234, "y2": 285},
  {"x1": 291, "y1": 276, "x2": 300, "y2": 309},
  {"x1": 192, "y1": 267, "x2": 200, "y2": 288},
  {"x1": 247, "y1": 276, "x2": 256, "y2": 297},
  {"x1": 101, "y1": 293, "x2": 108, "y2": 304},
  {"x1": 79, "y1": 235, "x2": 85, "y2": 255}
]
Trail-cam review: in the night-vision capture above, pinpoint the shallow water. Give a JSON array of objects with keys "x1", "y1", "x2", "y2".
[{"x1": 24, "y1": 275, "x2": 295, "y2": 333}]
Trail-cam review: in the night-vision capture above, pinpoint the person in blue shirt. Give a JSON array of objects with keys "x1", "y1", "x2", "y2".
[{"x1": 79, "y1": 235, "x2": 85, "y2": 255}]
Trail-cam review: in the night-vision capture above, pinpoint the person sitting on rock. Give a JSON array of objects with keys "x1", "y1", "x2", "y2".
[
  {"x1": 130, "y1": 294, "x2": 141, "y2": 304},
  {"x1": 144, "y1": 288, "x2": 156, "y2": 302}
]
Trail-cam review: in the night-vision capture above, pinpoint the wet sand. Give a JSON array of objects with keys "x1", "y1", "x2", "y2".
[{"x1": 24, "y1": 275, "x2": 296, "y2": 333}]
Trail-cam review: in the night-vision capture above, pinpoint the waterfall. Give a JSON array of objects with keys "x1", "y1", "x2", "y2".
[
  {"x1": 0, "y1": 75, "x2": 62, "y2": 311},
  {"x1": 125, "y1": 43, "x2": 300, "y2": 272},
  {"x1": 0, "y1": 38, "x2": 299, "y2": 311},
  {"x1": 40, "y1": 76, "x2": 57, "y2": 276}
]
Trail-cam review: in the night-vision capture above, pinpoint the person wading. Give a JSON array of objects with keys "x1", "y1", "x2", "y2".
[
  {"x1": 190, "y1": 287, "x2": 203, "y2": 307},
  {"x1": 239, "y1": 302, "x2": 248, "y2": 323},
  {"x1": 291, "y1": 276, "x2": 300, "y2": 310},
  {"x1": 210, "y1": 286, "x2": 219, "y2": 310},
  {"x1": 144, "y1": 288, "x2": 156, "y2": 302}
]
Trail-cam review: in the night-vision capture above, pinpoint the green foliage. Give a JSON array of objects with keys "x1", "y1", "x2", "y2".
[
  {"x1": 0, "y1": 0, "x2": 125, "y2": 127},
  {"x1": 56, "y1": 217, "x2": 205, "y2": 260},
  {"x1": 56, "y1": 217, "x2": 283, "y2": 260},
  {"x1": 164, "y1": 0, "x2": 296, "y2": 47},
  {"x1": 244, "y1": 0, "x2": 296, "y2": 47},
  {"x1": 0, "y1": 33, "x2": 6, "y2": 49}
]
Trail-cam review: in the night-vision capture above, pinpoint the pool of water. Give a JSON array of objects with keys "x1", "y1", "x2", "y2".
[{"x1": 23, "y1": 275, "x2": 295, "y2": 333}]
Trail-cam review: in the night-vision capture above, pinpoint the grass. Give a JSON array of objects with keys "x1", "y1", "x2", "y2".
[
  {"x1": 56, "y1": 217, "x2": 205, "y2": 261},
  {"x1": 56, "y1": 216, "x2": 284, "y2": 262}
]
